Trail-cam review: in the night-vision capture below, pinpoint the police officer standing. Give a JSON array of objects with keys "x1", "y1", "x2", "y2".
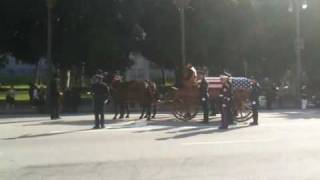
[
  {"x1": 91, "y1": 74, "x2": 110, "y2": 129},
  {"x1": 50, "y1": 73, "x2": 61, "y2": 120},
  {"x1": 199, "y1": 72, "x2": 209, "y2": 123},
  {"x1": 219, "y1": 76, "x2": 232, "y2": 129},
  {"x1": 250, "y1": 80, "x2": 260, "y2": 125}
]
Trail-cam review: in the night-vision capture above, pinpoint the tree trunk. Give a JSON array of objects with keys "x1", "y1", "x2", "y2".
[
  {"x1": 160, "y1": 66, "x2": 166, "y2": 86},
  {"x1": 175, "y1": 65, "x2": 182, "y2": 88}
]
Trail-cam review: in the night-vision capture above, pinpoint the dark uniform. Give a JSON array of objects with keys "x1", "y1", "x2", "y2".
[
  {"x1": 250, "y1": 81, "x2": 260, "y2": 125},
  {"x1": 199, "y1": 77, "x2": 209, "y2": 123},
  {"x1": 91, "y1": 76, "x2": 110, "y2": 129},
  {"x1": 50, "y1": 75, "x2": 61, "y2": 120},
  {"x1": 219, "y1": 78, "x2": 232, "y2": 129}
]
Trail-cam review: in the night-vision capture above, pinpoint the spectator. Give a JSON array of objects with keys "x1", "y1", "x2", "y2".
[
  {"x1": 28, "y1": 83, "x2": 35, "y2": 104},
  {"x1": 50, "y1": 73, "x2": 62, "y2": 120},
  {"x1": 37, "y1": 87, "x2": 46, "y2": 113},
  {"x1": 32, "y1": 85, "x2": 40, "y2": 107},
  {"x1": 301, "y1": 84, "x2": 308, "y2": 110},
  {"x1": 265, "y1": 83, "x2": 276, "y2": 110},
  {"x1": 6, "y1": 85, "x2": 16, "y2": 110},
  {"x1": 71, "y1": 87, "x2": 81, "y2": 113}
]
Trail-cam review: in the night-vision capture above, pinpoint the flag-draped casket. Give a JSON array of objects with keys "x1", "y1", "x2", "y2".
[{"x1": 205, "y1": 77, "x2": 252, "y2": 98}]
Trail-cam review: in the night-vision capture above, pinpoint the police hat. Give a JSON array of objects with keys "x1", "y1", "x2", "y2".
[
  {"x1": 96, "y1": 69, "x2": 103, "y2": 74},
  {"x1": 223, "y1": 71, "x2": 232, "y2": 77},
  {"x1": 95, "y1": 74, "x2": 104, "y2": 79}
]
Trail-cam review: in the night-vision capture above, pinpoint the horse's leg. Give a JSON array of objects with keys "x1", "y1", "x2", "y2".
[
  {"x1": 144, "y1": 104, "x2": 149, "y2": 118},
  {"x1": 113, "y1": 101, "x2": 118, "y2": 120},
  {"x1": 125, "y1": 104, "x2": 130, "y2": 118},
  {"x1": 152, "y1": 104, "x2": 157, "y2": 119},
  {"x1": 119, "y1": 103, "x2": 124, "y2": 119},
  {"x1": 140, "y1": 104, "x2": 145, "y2": 119},
  {"x1": 146, "y1": 104, "x2": 151, "y2": 121}
]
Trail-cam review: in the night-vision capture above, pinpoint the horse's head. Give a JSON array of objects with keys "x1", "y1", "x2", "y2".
[{"x1": 144, "y1": 81, "x2": 158, "y2": 99}]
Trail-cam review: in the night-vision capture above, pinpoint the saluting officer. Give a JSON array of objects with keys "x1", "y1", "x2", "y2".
[
  {"x1": 250, "y1": 80, "x2": 260, "y2": 125},
  {"x1": 91, "y1": 74, "x2": 110, "y2": 129},
  {"x1": 199, "y1": 72, "x2": 209, "y2": 123},
  {"x1": 219, "y1": 76, "x2": 232, "y2": 129}
]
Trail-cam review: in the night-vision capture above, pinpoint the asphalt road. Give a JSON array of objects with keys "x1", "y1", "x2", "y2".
[{"x1": 1, "y1": 110, "x2": 320, "y2": 180}]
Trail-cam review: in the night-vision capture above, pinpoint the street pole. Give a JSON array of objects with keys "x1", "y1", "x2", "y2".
[
  {"x1": 174, "y1": 0, "x2": 190, "y2": 86},
  {"x1": 295, "y1": 0, "x2": 302, "y2": 101},
  {"x1": 47, "y1": 0, "x2": 54, "y2": 80},
  {"x1": 289, "y1": 0, "x2": 307, "y2": 105},
  {"x1": 180, "y1": 7, "x2": 186, "y2": 71},
  {"x1": 46, "y1": 0, "x2": 55, "y2": 116}
]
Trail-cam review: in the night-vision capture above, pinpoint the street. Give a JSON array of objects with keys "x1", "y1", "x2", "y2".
[{"x1": 1, "y1": 110, "x2": 320, "y2": 180}]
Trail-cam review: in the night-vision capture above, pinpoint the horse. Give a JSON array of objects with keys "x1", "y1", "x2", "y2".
[{"x1": 110, "y1": 76, "x2": 158, "y2": 120}]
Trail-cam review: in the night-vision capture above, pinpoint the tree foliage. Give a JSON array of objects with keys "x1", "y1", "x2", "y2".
[
  {"x1": 1, "y1": 0, "x2": 320, "y2": 83},
  {"x1": 0, "y1": 0, "x2": 46, "y2": 63}
]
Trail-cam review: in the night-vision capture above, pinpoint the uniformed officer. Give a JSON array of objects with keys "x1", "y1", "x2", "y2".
[
  {"x1": 91, "y1": 74, "x2": 110, "y2": 129},
  {"x1": 250, "y1": 80, "x2": 260, "y2": 125},
  {"x1": 199, "y1": 72, "x2": 209, "y2": 123},
  {"x1": 219, "y1": 76, "x2": 232, "y2": 129},
  {"x1": 50, "y1": 73, "x2": 62, "y2": 120}
]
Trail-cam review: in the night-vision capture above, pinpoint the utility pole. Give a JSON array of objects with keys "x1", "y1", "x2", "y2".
[
  {"x1": 47, "y1": 0, "x2": 55, "y2": 77},
  {"x1": 289, "y1": 0, "x2": 308, "y2": 104},
  {"x1": 46, "y1": 0, "x2": 56, "y2": 115},
  {"x1": 174, "y1": 0, "x2": 190, "y2": 86}
]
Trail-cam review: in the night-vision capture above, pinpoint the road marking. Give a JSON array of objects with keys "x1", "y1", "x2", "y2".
[
  {"x1": 49, "y1": 131, "x2": 63, "y2": 134},
  {"x1": 181, "y1": 138, "x2": 275, "y2": 146}
]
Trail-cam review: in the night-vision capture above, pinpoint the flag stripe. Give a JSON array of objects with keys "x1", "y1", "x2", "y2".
[{"x1": 206, "y1": 77, "x2": 223, "y2": 89}]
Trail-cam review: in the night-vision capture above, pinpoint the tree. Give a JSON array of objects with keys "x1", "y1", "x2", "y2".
[
  {"x1": 0, "y1": 0, "x2": 46, "y2": 63},
  {"x1": 52, "y1": 0, "x2": 137, "y2": 75}
]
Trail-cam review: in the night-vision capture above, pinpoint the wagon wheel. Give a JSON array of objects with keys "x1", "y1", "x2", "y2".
[
  {"x1": 172, "y1": 98, "x2": 198, "y2": 121},
  {"x1": 233, "y1": 100, "x2": 253, "y2": 122}
]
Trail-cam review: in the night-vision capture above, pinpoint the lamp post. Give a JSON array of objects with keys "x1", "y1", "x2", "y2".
[
  {"x1": 81, "y1": 62, "x2": 85, "y2": 88},
  {"x1": 46, "y1": 0, "x2": 55, "y2": 76},
  {"x1": 174, "y1": 0, "x2": 190, "y2": 86},
  {"x1": 288, "y1": 0, "x2": 308, "y2": 101},
  {"x1": 46, "y1": 0, "x2": 56, "y2": 116}
]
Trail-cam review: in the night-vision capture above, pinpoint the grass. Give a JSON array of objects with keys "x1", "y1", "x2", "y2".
[
  {"x1": 0, "y1": 90, "x2": 30, "y2": 101},
  {"x1": 0, "y1": 83, "x2": 92, "y2": 103},
  {"x1": 1, "y1": 85, "x2": 46, "y2": 90}
]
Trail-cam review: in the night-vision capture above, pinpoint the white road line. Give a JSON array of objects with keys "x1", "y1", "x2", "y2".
[
  {"x1": 49, "y1": 131, "x2": 63, "y2": 134},
  {"x1": 181, "y1": 138, "x2": 276, "y2": 146}
]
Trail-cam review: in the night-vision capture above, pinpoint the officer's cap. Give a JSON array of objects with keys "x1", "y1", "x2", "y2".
[
  {"x1": 95, "y1": 74, "x2": 104, "y2": 79},
  {"x1": 223, "y1": 71, "x2": 232, "y2": 77},
  {"x1": 96, "y1": 69, "x2": 103, "y2": 74}
]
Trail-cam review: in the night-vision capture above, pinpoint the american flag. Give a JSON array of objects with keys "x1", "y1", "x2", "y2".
[
  {"x1": 231, "y1": 77, "x2": 252, "y2": 89},
  {"x1": 205, "y1": 77, "x2": 252, "y2": 90},
  {"x1": 205, "y1": 77, "x2": 223, "y2": 89}
]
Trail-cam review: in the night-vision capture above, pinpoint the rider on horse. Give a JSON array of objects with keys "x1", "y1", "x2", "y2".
[{"x1": 183, "y1": 63, "x2": 198, "y2": 89}]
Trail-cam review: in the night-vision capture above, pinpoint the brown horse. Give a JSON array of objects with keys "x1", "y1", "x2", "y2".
[{"x1": 111, "y1": 79, "x2": 158, "y2": 120}]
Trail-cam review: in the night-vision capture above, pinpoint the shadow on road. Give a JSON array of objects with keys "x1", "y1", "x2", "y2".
[
  {"x1": 155, "y1": 125, "x2": 254, "y2": 141},
  {"x1": 24, "y1": 119, "x2": 118, "y2": 126},
  {"x1": 132, "y1": 117, "x2": 220, "y2": 134},
  {"x1": 2, "y1": 128, "x2": 91, "y2": 140}
]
